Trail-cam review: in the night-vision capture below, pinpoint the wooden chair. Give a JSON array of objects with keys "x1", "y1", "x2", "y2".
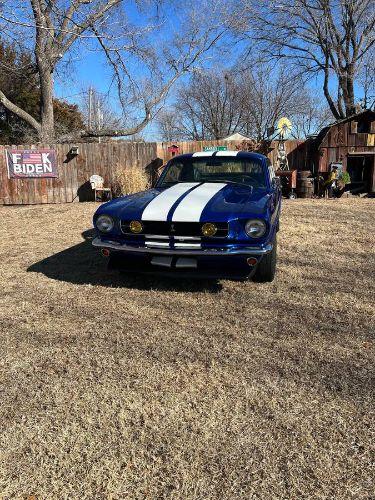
[{"x1": 90, "y1": 174, "x2": 112, "y2": 202}]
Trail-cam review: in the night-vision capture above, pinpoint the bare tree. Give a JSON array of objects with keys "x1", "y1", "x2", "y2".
[
  {"x1": 81, "y1": 87, "x2": 123, "y2": 135},
  {"x1": 172, "y1": 85, "x2": 207, "y2": 140},
  {"x1": 158, "y1": 70, "x2": 245, "y2": 140},
  {"x1": 0, "y1": 0, "x2": 230, "y2": 142},
  {"x1": 156, "y1": 109, "x2": 185, "y2": 142},
  {"x1": 0, "y1": 0, "x2": 124, "y2": 141},
  {"x1": 238, "y1": 65, "x2": 313, "y2": 141},
  {"x1": 292, "y1": 99, "x2": 333, "y2": 138},
  {"x1": 240, "y1": 0, "x2": 375, "y2": 118},
  {"x1": 158, "y1": 63, "x2": 324, "y2": 141},
  {"x1": 358, "y1": 49, "x2": 375, "y2": 109},
  {"x1": 195, "y1": 71, "x2": 245, "y2": 139}
]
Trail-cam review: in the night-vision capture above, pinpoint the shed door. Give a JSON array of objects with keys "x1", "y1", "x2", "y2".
[{"x1": 346, "y1": 155, "x2": 375, "y2": 193}]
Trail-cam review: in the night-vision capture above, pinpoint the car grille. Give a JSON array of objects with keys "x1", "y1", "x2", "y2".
[{"x1": 120, "y1": 220, "x2": 229, "y2": 238}]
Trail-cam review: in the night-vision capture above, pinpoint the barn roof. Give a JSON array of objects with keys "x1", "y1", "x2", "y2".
[{"x1": 315, "y1": 109, "x2": 375, "y2": 147}]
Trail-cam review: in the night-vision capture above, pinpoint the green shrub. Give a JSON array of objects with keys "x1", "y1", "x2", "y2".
[{"x1": 340, "y1": 171, "x2": 351, "y2": 185}]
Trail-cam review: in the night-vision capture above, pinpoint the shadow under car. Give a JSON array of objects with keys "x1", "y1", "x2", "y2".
[{"x1": 27, "y1": 229, "x2": 223, "y2": 293}]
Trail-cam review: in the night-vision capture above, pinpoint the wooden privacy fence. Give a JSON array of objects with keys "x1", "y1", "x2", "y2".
[
  {"x1": 0, "y1": 142, "x2": 157, "y2": 205},
  {"x1": 0, "y1": 139, "x2": 311, "y2": 205},
  {"x1": 157, "y1": 139, "x2": 311, "y2": 170}
]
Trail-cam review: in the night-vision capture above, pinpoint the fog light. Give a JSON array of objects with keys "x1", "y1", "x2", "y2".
[
  {"x1": 201, "y1": 223, "x2": 217, "y2": 237},
  {"x1": 101, "y1": 248, "x2": 110, "y2": 257},
  {"x1": 129, "y1": 220, "x2": 143, "y2": 233},
  {"x1": 247, "y1": 257, "x2": 258, "y2": 266}
]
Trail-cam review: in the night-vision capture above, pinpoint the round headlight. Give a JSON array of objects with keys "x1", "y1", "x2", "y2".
[
  {"x1": 96, "y1": 215, "x2": 114, "y2": 233},
  {"x1": 245, "y1": 219, "x2": 267, "y2": 238},
  {"x1": 201, "y1": 223, "x2": 217, "y2": 237},
  {"x1": 129, "y1": 220, "x2": 143, "y2": 234}
]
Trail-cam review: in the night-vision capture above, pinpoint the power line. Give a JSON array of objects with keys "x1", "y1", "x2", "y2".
[{"x1": 57, "y1": 91, "x2": 87, "y2": 100}]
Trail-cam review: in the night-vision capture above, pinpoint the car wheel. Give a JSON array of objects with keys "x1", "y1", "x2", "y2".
[
  {"x1": 288, "y1": 192, "x2": 297, "y2": 200},
  {"x1": 253, "y1": 236, "x2": 277, "y2": 283}
]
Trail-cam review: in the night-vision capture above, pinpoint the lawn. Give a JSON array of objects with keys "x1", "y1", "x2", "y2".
[{"x1": 0, "y1": 199, "x2": 374, "y2": 499}]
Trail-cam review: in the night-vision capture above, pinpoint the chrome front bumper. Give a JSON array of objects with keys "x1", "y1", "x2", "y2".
[{"x1": 92, "y1": 237, "x2": 273, "y2": 256}]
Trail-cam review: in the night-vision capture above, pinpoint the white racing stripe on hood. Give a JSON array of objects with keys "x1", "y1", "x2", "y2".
[
  {"x1": 172, "y1": 183, "x2": 227, "y2": 222},
  {"x1": 141, "y1": 183, "x2": 199, "y2": 221},
  {"x1": 192, "y1": 152, "x2": 214, "y2": 157}
]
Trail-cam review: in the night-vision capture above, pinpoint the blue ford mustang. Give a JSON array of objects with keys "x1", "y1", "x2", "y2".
[{"x1": 92, "y1": 151, "x2": 281, "y2": 281}]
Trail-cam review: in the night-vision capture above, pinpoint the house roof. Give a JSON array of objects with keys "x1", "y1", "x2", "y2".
[{"x1": 222, "y1": 132, "x2": 253, "y2": 142}]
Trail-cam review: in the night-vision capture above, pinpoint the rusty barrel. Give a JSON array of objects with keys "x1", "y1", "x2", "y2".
[{"x1": 296, "y1": 170, "x2": 314, "y2": 198}]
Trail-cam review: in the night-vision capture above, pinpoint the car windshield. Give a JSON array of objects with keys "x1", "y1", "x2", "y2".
[{"x1": 158, "y1": 157, "x2": 267, "y2": 188}]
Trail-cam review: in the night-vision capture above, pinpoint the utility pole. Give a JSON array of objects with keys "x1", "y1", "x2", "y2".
[
  {"x1": 96, "y1": 96, "x2": 103, "y2": 143},
  {"x1": 88, "y1": 86, "x2": 93, "y2": 130}
]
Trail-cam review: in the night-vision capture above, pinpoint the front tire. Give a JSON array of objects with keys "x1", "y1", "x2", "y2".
[{"x1": 253, "y1": 236, "x2": 277, "y2": 282}]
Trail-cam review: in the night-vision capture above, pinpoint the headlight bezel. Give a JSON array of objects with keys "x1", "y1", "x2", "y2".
[
  {"x1": 96, "y1": 214, "x2": 115, "y2": 233},
  {"x1": 244, "y1": 219, "x2": 267, "y2": 238}
]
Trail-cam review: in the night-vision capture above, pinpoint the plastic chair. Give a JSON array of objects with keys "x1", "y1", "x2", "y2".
[{"x1": 90, "y1": 175, "x2": 112, "y2": 202}]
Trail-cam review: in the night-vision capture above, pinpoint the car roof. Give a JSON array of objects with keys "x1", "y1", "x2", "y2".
[{"x1": 169, "y1": 151, "x2": 267, "y2": 162}]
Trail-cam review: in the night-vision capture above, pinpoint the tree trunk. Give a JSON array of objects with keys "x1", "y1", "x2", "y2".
[
  {"x1": 344, "y1": 66, "x2": 356, "y2": 117},
  {"x1": 323, "y1": 67, "x2": 342, "y2": 120},
  {"x1": 38, "y1": 63, "x2": 55, "y2": 142}
]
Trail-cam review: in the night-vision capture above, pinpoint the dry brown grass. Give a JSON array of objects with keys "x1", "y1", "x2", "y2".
[
  {"x1": 0, "y1": 198, "x2": 374, "y2": 499},
  {"x1": 113, "y1": 165, "x2": 149, "y2": 196}
]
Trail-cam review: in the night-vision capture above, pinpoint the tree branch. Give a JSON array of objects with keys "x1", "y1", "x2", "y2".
[{"x1": 0, "y1": 90, "x2": 42, "y2": 133}]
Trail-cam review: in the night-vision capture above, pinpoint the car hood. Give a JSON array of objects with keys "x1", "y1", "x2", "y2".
[{"x1": 96, "y1": 182, "x2": 271, "y2": 222}]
